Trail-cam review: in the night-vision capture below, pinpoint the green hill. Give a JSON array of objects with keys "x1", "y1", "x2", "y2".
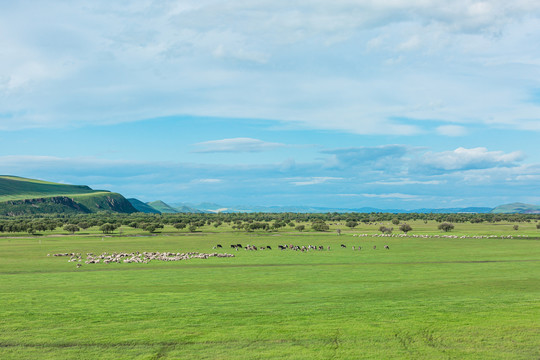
[
  {"x1": 0, "y1": 175, "x2": 137, "y2": 215},
  {"x1": 491, "y1": 202, "x2": 540, "y2": 214},
  {"x1": 128, "y1": 198, "x2": 161, "y2": 214},
  {"x1": 146, "y1": 200, "x2": 178, "y2": 213}
]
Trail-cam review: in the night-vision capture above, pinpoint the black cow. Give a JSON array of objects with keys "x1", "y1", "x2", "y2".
[
  {"x1": 341, "y1": 244, "x2": 346, "y2": 248},
  {"x1": 384, "y1": 245, "x2": 390, "y2": 250},
  {"x1": 267, "y1": 245, "x2": 272, "y2": 250},
  {"x1": 216, "y1": 244, "x2": 222, "y2": 248}
]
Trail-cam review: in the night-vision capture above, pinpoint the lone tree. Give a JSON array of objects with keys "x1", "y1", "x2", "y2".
[
  {"x1": 63, "y1": 224, "x2": 80, "y2": 234},
  {"x1": 399, "y1": 223, "x2": 412, "y2": 234},
  {"x1": 379, "y1": 226, "x2": 393, "y2": 234},
  {"x1": 295, "y1": 224, "x2": 305, "y2": 232},
  {"x1": 77, "y1": 222, "x2": 90, "y2": 230},
  {"x1": 438, "y1": 222, "x2": 454, "y2": 232},
  {"x1": 100, "y1": 223, "x2": 117, "y2": 234},
  {"x1": 311, "y1": 221, "x2": 329, "y2": 232},
  {"x1": 537, "y1": 223, "x2": 540, "y2": 229},
  {"x1": 513, "y1": 225, "x2": 519, "y2": 231},
  {"x1": 392, "y1": 218, "x2": 400, "y2": 225},
  {"x1": 346, "y1": 220, "x2": 358, "y2": 229},
  {"x1": 173, "y1": 222, "x2": 186, "y2": 230}
]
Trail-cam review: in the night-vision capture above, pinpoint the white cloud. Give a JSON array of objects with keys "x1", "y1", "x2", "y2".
[
  {"x1": 192, "y1": 138, "x2": 286, "y2": 153},
  {"x1": 0, "y1": 1, "x2": 540, "y2": 135},
  {"x1": 420, "y1": 147, "x2": 524, "y2": 172}
]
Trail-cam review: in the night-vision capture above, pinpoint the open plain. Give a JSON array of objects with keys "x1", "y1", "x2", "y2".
[{"x1": 1, "y1": 221, "x2": 539, "y2": 359}]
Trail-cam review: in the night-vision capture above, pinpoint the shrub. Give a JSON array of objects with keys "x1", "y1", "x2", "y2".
[
  {"x1": 63, "y1": 224, "x2": 80, "y2": 234},
  {"x1": 399, "y1": 223, "x2": 412, "y2": 234},
  {"x1": 379, "y1": 226, "x2": 393, "y2": 234},
  {"x1": 438, "y1": 222, "x2": 454, "y2": 232}
]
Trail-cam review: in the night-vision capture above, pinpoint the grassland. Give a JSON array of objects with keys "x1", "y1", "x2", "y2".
[{"x1": 1, "y1": 221, "x2": 539, "y2": 359}]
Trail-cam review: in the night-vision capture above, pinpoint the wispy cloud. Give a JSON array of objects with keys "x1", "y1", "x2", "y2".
[
  {"x1": 192, "y1": 138, "x2": 286, "y2": 153},
  {"x1": 339, "y1": 193, "x2": 421, "y2": 200},
  {"x1": 322, "y1": 145, "x2": 410, "y2": 168},
  {"x1": 289, "y1": 177, "x2": 342, "y2": 186}
]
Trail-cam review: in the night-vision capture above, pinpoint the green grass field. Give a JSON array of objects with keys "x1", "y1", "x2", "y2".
[{"x1": 1, "y1": 222, "x2": 539, "y2": 359}]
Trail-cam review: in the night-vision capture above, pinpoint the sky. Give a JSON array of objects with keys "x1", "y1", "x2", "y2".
[{"x1": 1, "y1": 1, "x2": 540, "y2": 209}]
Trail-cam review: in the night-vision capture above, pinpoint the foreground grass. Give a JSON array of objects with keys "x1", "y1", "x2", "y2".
[{"x1": 1, "y1": 228, "x2": 539, "y2": 359}]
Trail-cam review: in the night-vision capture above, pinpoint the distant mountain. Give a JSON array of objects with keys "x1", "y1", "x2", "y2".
[
  {"x1": 165, "y1": 202, "x2": 494, "y2": 214},
  {"x1": 0, "y1": 175, "x2": 137, "y2": 215},
  {"x1": 491, "y1": 203, "x2": 540, "y2": 214},
  {"x1": 175, "y1": 205, "x2": 207, "y2": 213},
  {"x1": 128, "y1": 198, "x2": 161, "y2": 213},
  {"x1": 146, "y1": 200, "x2": 179, "y2": 213},
  {"x1": 172, "y1": 202, "x2": 223, "y2": 213}
]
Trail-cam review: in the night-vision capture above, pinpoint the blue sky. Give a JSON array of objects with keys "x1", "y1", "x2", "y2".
[{"x1": 1, "y1": 1, "x2": 540, "y2": 209}]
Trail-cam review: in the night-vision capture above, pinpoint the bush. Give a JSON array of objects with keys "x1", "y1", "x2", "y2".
[
  {"x1": 399, "y1": 223, "x2": 412, "y2": 234},
  {"x1": 438, "y1": 222, "x2": 454, "y2": 232},
  {"x1": 513, "y1": 225, "x2": 519, "y2": 231},
  {"x1": 379, "y1": 226, "x2": 393, "y2": 234},
  {"x1": 346, "y1": 220, "x2": 358, "y2": 228},
  {"x1": 312, "y1": 222, "x2": 329, "y2": 232},
  {"x1": 64, "y1": 224, "x2": 80, "y2": 234},
  {"x1": 295, "y1": 225, "x2": 305, "y2": 232},
  {"x1": 100, "y1": 223, "x2": 117, "y2": 234}
]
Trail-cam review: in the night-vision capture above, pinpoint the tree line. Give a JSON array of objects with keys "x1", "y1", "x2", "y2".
[{"x1": 0, "y1": 212, "x2": 538, "y2": 235}]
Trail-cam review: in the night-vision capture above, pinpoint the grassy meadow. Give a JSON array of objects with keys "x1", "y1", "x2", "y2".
[{"x1": 1, "y1": 221, "x2": 539, "y2": 359}]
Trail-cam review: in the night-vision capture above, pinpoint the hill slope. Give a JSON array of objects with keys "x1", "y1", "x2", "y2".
[
  {"x1": 146, "y1": 200, "x2": 179, "y2": 213},
  {"x1": 491, "y1": 202, "x2": 540, "y2": 214},
  {"x1": 0, "y1": 176, "x2": 137, "y2": 215},
  {"x1": 128, "y1": 198, "x2": 161, "y2": 214}
]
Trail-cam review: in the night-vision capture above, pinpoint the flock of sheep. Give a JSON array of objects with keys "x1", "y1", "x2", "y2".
[
  {"x1": 49, "y1": 251, "x2": 235, "y2": 268},
  {"x1": 353, "y1": 233, "x2": 525, "y2": 239}
]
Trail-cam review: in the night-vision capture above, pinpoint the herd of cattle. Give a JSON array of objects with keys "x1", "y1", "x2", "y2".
[
  {"x1": 49, "y1": 251, "x2": 235, "y2": 268},
  {"x1": 214, "y1": 243, "x2": 390, "y2": 251}
]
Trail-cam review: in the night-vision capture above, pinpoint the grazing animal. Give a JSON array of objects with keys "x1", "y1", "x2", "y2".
[
  {"x1": 230, "y1": 244, "x2": 236, "y2": 248},
  {"x1": 384, "y1": 245, "x2": 390, "y2": 250},
  {"x1": 373, "y1": 245, "x2": 377, "y2": 250},
  {"x1": 216, "y1": 244, "x2": 222, "y2": 248},
  {"x1": 341, "y1": 244, "x2": 346, "y2": 248},
  {"x1": 267, "y1": 246, "x2": 272, "y2": 250}
]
